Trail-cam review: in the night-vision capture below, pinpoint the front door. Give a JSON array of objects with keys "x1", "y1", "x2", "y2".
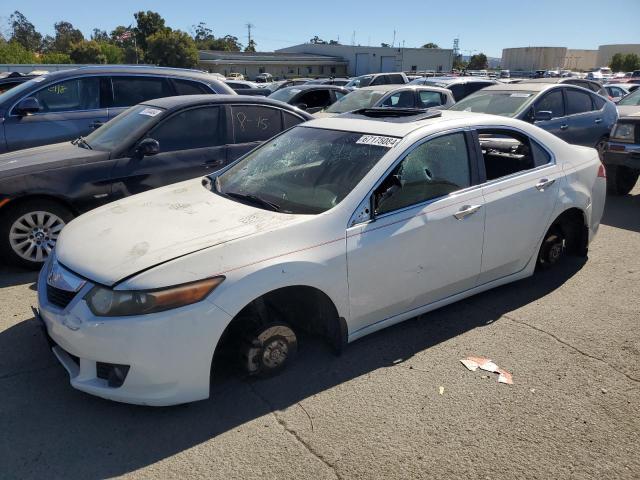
[
  {"x1": 346, "y1": 131, "x2": 485, "y2": 333},
  {"x1": 532, "y1": 88, "x2": 572, "y2": 142},
  {"x1": 4, "y1": 77, "x2": 107, "y2": 151},
  {"x1": 111, "y1": 106, "x2": 226, "y2": 198}
]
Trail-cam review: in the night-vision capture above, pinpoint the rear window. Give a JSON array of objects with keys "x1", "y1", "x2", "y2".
[
  {"x1": 231, "y1": 105, "x2": 284, "y2": 143},
  {"x1": 566, "y1": 89, "x2": 593, "y2": 115},
  {"x1": 449, "y1": 90, "x2": 534, "y2": 116},
  {"x1": 111, "y1": 76, "x2": 173, "y2": 107},
  {"x1": 173, "y1": 79, "x2": 210, "y2": 95}
]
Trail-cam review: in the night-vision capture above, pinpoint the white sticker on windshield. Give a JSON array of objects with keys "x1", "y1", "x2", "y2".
[
  {"x1": 139, "y1": 107, "x2": 162, "y2": 117},
  {"x1": 510, "y1": 93, "x2": 532, "y2": 98},
  {"x1": 356, "y1": 135, "x2": 401, "y2": 148}
]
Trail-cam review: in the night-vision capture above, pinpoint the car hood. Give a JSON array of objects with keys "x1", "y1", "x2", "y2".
[
  {"x1": 616, "y1": 105, "x2": 640, "y2": 118},
  {"x1": 55, "y1": 178, "x2": 304, "y2": 286},
  {"x1": 313, "y1": 111, "x2": 340, "y2": 118},
  {"x1": 0, "y1": 142, "x2": 108, "y2": 178}
]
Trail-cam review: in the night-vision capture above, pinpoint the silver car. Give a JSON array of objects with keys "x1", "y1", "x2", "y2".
[{"x1": 449, "y1": 83, "x2": 618, "y2": 152}]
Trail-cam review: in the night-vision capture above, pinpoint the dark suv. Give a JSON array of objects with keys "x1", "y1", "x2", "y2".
[
  {"x1": 0, "y1": 66, "x2": 235, "y2": 152},
  {"x1": 0, "y1": 95, "x2": 311, "y2": 268}
]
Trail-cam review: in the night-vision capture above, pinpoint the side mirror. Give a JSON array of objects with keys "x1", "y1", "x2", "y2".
[
  {"x1": 135, "y1": 138, "x2": 160, "y2": 157},
  {"x1": 295, "y1": 103, "x2": 308, "y2": 111},
  {"x1": 374, "y1": 174, "x2": 403, "y2": 212},
  {"x1": 15, "y1": 97, "x2": 40, "y2": 115},
  {"x1": 534, "y1": 110, "x2": 553, "y2": 122}
]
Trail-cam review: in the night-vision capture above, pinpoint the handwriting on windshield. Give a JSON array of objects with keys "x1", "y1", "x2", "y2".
[{"x1": 235, "y1": 111, "x2": 270, "y2": 131}]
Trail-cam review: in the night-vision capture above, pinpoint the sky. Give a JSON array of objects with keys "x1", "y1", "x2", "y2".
[{"x1": 2, "y1": 0, "x2": 639, "y2": 58}]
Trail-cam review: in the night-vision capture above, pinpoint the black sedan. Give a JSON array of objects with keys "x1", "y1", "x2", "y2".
[
  {"x1": 268, "y1": 85, "x2": 350, "y2": 113},
  {"x1": 0, "y1": 95, "x2": 312, "y2": 268}
]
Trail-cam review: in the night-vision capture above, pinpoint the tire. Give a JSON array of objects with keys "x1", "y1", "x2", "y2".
[
  {"x1": 595, "y1": 137, "x2": 607, "y2": 162},
  {"x1": 537, "y1": 226, "x2": 565, "y2": 270},
  {"x1": 0, "y1": 199, "x2": 74, "y2": 269},
  {"x1": 606, "y1": 164, "x2": 639, "y2": 196},
  {"x1": 241, "y1": 323, "x2": 298, "y2": 377}
]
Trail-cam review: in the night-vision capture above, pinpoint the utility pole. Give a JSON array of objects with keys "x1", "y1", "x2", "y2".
[
  {"x1": 392, "y1": 30, "x2": 396, "y2": 48},
  {"x1": 246, "y1": 22, "x2": 254, "y2": 48}
]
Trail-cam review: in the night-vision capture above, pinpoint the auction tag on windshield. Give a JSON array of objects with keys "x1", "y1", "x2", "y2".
[
  {"x1": 139, "y1": 108, "x2": 162, "y2": 117},
  {"x1": 356, "y1": 135, "x2": 401, "y2": 148},
  {"x1": 510, "y1": 93, "x2": 532, "y2": 98}
]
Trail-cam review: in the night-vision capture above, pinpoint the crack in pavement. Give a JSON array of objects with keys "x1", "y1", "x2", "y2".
[
  {"x1": 502, "y1": 313, "x2": 640, "y2": 384},
  {"x1": 246, "y1": 383, "x2": 340, "y2": 480}
]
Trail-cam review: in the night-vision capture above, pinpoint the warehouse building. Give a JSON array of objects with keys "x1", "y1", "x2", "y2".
[
  {"x1": 501, "y1": 47, "x2": 598, "y2": 72},
  {"x1": 276, "y1": 44, "x2": 454, "y2": 76},
  {"x1": 198, "y1": 51, "x2": 348, "y2": 79},
  {"x1": 596, "y1": 44, "x2": 640, "y2": 68}
]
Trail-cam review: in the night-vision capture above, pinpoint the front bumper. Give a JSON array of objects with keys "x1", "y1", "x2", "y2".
[
  {"x1": 37, "y1": 264, "x2": 232, "y2": 406},
  {"x1": 603, "y1": 142, "x2": 640, "y2": 170}
]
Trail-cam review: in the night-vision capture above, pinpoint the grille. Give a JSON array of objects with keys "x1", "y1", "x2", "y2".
[{"x1": 47, "y1": 284, "x2": 77, "y2": 309}]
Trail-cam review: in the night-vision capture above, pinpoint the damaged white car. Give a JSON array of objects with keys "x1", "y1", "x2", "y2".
[{"x1": 37, "y1": 108, "x2": 606, "y2": 406}]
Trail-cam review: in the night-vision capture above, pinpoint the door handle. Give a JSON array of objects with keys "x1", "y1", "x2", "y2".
[
  {"x1": 454, "y1": 204, "x2": 481, "y2": 220},
  {"x1": 594, "y1": 118, "x2": 602, "y2": 124},
  {"x1": 90, "y1": 121, "x2": 104, "y2": 129},
  {"x1": 535, "y1": 178, "x2": 556, "y2": 191},
  {"x1": 560, "y1": 124, "x2": 568, "y2": 130}
]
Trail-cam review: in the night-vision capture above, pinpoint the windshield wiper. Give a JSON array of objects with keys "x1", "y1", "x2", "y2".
[
  {"x1": 224, "y1": 191, "x2": 280, "y2": 211},
  {"x1": 72, "y1": 136, "x2": 92, "y2": 150}
]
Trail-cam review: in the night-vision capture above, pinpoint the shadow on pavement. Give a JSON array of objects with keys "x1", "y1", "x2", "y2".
[
  {"x1": 0, "y1": 265, "x2": 38, "y2": 289},
  {"x1": 600, "y1": 191, "x2": 640, "y2": 233},
  {"x1": 0, "y1": 258, "x2": 585, "y2": 479}
]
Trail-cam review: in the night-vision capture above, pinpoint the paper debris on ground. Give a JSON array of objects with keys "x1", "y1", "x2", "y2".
[
  {"x1": 460, "y1": 356, "x2": 513, "y2": 385},
  {"x1": 439, "y1": 386, "x2": 444, "y2": 395}
]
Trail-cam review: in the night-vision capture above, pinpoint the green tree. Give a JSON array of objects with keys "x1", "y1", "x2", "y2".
[
  {"x1": 610, "y1": 53, "x2": 625, "y2": 72},
  {"x1": 0, "y1": 41, "x2": 38, "y2": 63},
  {"x1": 207, "y1": 35, "x2": 242, "y2": 51},
  {"x1": 134, "y1": 10, "x2": 167, "y2": 53},
  {"x1": 193, "y1": 22, "x2": 215, "y2": 48},
  {"x1": 468, "y1": 53, "x2": 488, "y2": 70},
  {"x1": 69, "y1": 40, "x2": 106, "y2": 64},
  {"x1": 9, "y1": 11, "x2": 42, "y2": 51},
  {"x1": 98, "y1": 42, "x2": 124, "y2": 63},
  {"x1": 145, "y1": 29, "x2": 198, "y2": 67},
  {"x1": 622, "y1": 53, "x2": 640, "y2": 72},
  {"x1": 310, "y1": 36, "x2": 326, "y2": 44},
  {"x1": 244, "y1": 39, "x2": 257, "y2": 52},
  {"x1": 39, "y1": 52, "x2": 72, "y2": 64},
  {"x1": 91, "y1": 29, "x2": 110, "y2": 43},
  {"x1": 422, "y1": 42, "x2": 439, "y2": 48},
  {"x1": 52, "y1": 21, "x2": 84, "y2": 53}
]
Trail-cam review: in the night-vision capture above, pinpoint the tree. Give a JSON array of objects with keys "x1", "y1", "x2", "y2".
[
  {"x1": 134, "y1": 10, "x2": 167, "y2": 52},
  {"x1": 69, "y1": 40, "x2": 106, "y2": 64},
  {"x1": 40, "y1": 52, "x2": 72, "y2": 64},
  {"x1": 622, "y1": 53, "x2": 640, "y2": 72},
  {"x1": 244, "y1": 39, "x2": 257, "y2": 52},
  {"x1": 380, "y1": 43, "x2": 391, "y2": 48},
  {"x1": 9, "y1": 11, "x2": 42, "y2": 52},
  {"x1": 98, "y1": 42, "x2": 124, "y2": 63},
  {"x1": 52, "y1": 21, "x2": 84, "y2": 53},
  {"x1": 453, "y1": 56, "x2": 467, "y2": 70},
  {"x1": 0, "y1": 41, "x2": 38, "y2": 63},
  {"x1": 206, "y1": 35, "x2": 242, "y2": 51},
  {"x1": 328, "y1": 39, "x2": 340, "y2": 45},
  {"x1": 91, "y1": 29, "x2": 110, "y2": 43},
  {"x1": 145, "y1": 29, "x2": 198, "y2": 68},
  {"x1": 610, "y1": 53, "x2": 624, "y2": 72},
  {"x1": 467, "y1": 53, "x2": 488, "y2": 70},
  {"x1": 422, "y1": 42, "x2": 439, "y2": 48},
  {"x1": 310, "y1": 36, "x2": 326, "y2": 44},
  {"x1": 193, "y1": 22, "x2": 215, "y2": 46}
]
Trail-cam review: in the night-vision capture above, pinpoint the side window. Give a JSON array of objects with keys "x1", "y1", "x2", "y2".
[
  {"x1": 448, "y1": 84, "x2": 466, "y2": 102},
  {"x1": 466, "y1": 82, "x2": 489, "y2": 96},
  {"x1": 534, "y1": 89, "x2": 565, "y2": 118},
  {"x1": 283, "y1": 111, "x2": 305, "y2": 129},
  {"x1": 531, "y1": 140, "x2": 552, "y2": 167},
  {"x1": 478, "y1": 129, "x2": 536, "y2": 180},
  {"x1": 111, "y1": 76, "x2": 173, "y2": 107},
  {"x1": 149, "y1": 106, "x2": 221, "y2": 152},
  {"x1": 388, "y1": 74, "x2": 405, "y2": 84},
  {"x1": 231, "y1": 105, "x2": 284, "y2": 143},
  {"x1": 172, "y1": 79, "x2": 210, "y2": 95},
  {"x1": 375, "y1": 132, "x2": 471, "y2": 215},
  {"x1": 334, "y1": 91, "x2": 347, "y2": 100},
  {"x1": 593, "y1": 94, "x2": 606, "y2": 110},
  {"x1": 370, "y1": 75, "x2": 386, "y2": 86},
  {"x1": 418, "y1": 90, "x2": 444, "y2": 108},
  {"x1": 566, "y1": 89, "x2": 594, "y2": 115},
  {"x1": 298, "y1": 90, "x2": 332, "y2": 108},
  {"x1": 26, "y1": 77, "x2": 100, "y2": 113},
  {"x1": 381, "y1": 91, "x2": 415, "y2": 108}
]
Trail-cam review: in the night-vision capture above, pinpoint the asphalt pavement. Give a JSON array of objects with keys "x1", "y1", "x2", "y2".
[{"x1": 1, "y1": 184, "x2": 639, "y2": 479}]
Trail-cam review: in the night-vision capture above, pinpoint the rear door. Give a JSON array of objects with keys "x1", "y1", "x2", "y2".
[
  {"x1": 111, "y1": 105, "x2": 226, "y2": 198},
  {"x1": 564, "y1": 87, "x2": 601, "y2": 146},
  {"x1": 4, "y1": 76, "x2": 108, "y2": 151},
  {"x1": 531, "y1": 88, "x2": 571, "y2": 142},
  {"x1": 107, "y1": 76, "x2": 175, "y2": 120},
  {"x1": 475, "y1": 128, "x2": 560, "y2": 283}
]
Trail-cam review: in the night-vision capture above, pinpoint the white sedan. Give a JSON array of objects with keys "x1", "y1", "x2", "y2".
[{"x1": 37, "y1": 109, "x2": 606, "y2": 406}]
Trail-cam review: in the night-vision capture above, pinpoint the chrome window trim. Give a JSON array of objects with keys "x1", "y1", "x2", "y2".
[
  {"x1": 348, "y1": 123, "x2": 558, "y2": 228},
  {"x1": 9, "y1": 73, "x2": 217, "y2": 117}
]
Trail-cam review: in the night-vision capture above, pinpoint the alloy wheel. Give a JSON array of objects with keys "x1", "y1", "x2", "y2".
[{"x1": 9, "y1": 211, "x2": 65, "y2": 263}]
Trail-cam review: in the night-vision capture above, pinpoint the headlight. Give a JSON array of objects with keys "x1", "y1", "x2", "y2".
[
  {"x1": 610, "y1": 122, "x2": 636, "y2": 142},
  {"x1": 85, "y1": 276, "x2": 225, "y2": 317}
]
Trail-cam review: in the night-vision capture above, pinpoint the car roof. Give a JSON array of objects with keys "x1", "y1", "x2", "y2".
[
  {"x1": 526, "y1": 78, "x2": 599, "y2": 85},
  {"x1": 33, "y1": 65, "x2": 222, "y2": 83},
  {"x1": 303, "y1": 110, "x2": 505, "y2": 137},
  {"x1": 480, "y1": 82, "x2": 559, "y2": 92},
  {"x1": 141, "y1": 94, "x2": 313, "y2": 117},
  {"x1": 359, "y1": 84, "x2": 451, "y2": 94},
  {"x1": 420, "y1": 76, "x2": 495, "y2": 85},
  {"x1": 274, "y1": 84, "x2": 349, "y2": 92}
]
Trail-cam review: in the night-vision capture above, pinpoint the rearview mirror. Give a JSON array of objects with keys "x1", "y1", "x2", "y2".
[
  {"x1": 15, "y1": 97, "x2": 40, "y2": 115},
  {"x1": 534, "y1": 110, "x2": 553, "y2": 122},
  {"x1": 135, "y1": 138, "x2": 160, "y2": 157}
]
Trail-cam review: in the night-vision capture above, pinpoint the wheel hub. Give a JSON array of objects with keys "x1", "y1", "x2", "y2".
[
  {"x1": 548, "y1": 243, "x2": 562, "y2": 263},
  {"x1": 9, "y1": 211, "x2": 65, "y2": 263},
  {"x1": 262, "y1": 339, "x2": 289, "y2": 369}
]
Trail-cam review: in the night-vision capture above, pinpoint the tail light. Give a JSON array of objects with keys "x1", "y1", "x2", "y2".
[{"x1": 597, "y1": 164, "x2": 606, "y2": 178}]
